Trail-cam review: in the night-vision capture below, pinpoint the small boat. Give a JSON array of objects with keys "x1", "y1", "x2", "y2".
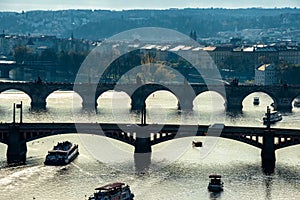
[
  {"x1": 192, "y1": 140, "x2": 202, "y2": 147},
  {"x1": 253, "y1": 97, "x2": 260, "y2": 105},
  {"x1": 208, "y1": 174, "x2": 224, "y2": 192},
  {"x1": 270, "y1": 102, "x2": 277, "y2": 110},
  {"x1": 294, "y1": 99, "x2": 300, "y2": 107},
  {"x1": 263, "y1": 110, "x2": 282, "y2": 125},
  {"x1": 44, "y1": 141, "x2": 79, "y2": 165},
  {"x1": 88, "y1": 182, "x2": 134, "y2": 200}
]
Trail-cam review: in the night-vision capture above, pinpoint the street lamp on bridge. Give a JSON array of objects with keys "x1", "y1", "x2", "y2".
[{"x1": 12, "y1": 101, "x2": 23, "y2": 123}]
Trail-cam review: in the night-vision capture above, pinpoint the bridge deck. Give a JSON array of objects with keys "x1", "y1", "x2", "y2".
[{"x1": 0, "y1": 123, "x2": 299, "y2": 149}]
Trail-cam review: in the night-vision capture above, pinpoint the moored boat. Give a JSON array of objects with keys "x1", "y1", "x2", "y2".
[
  {"x1": 192, "y1": 140, "x2": 202, "y2": 147},
  {"x1": 263, "y1": 110, "x2": 282, "y2": 124},
  {"x1": 294, "y1": 99, "x2": 300, "y2": 107},
  {"x1": 208, "y1": 174, "x2": 224, "y2": 192},
  {"x1": 88, "y1": 182, "x2": 134, "y2": 200},
  {"x1": 253, "y1": 97, "x2": 260, "y2": 105},
  {"x1": 44, "y1": 141, "x2": 79, "y2": 165}
]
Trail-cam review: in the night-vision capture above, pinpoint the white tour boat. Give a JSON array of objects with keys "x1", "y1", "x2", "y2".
[
  {"x1": 44, "y1": 141, "x2": 79, "y2": 165},
  {"x1": 263, "y1": 110, "x2": 282, "y2": 124}
]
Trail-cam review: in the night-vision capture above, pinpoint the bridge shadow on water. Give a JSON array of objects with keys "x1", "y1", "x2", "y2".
[
  {"x1": 264, "y1": 175, "x2": 273, "y2": 200},
  {"x1": 134, "y1": 152, "x2": 151, "y2": 173}
]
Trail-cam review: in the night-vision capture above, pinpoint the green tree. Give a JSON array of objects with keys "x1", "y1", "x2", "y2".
[{"x1": 13, "y1": 46, "x2": 34, "y2": 63}]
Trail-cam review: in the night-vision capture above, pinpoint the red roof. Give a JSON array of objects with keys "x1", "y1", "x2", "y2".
[{"x1": 95, "y1": 182, "x2": 125, "y2": 191}]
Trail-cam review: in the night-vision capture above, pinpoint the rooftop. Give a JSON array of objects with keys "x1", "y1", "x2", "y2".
[{"x1": 257, "y1": 63, "x2": 271, "y2": 71}]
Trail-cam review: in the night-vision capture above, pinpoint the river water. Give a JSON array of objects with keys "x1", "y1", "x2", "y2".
[{"x1": 0, "y1": 90, "x2": 299, "y2": 200}]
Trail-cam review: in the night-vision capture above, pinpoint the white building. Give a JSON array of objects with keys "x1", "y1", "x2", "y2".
[{"x1": 255, "y1": 63, "x2": 277, "y2": 85}]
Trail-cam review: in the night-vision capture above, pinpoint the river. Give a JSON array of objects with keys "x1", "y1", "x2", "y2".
[{"x1": 0, "y1": 90, "x2": 299, "y2": 200}]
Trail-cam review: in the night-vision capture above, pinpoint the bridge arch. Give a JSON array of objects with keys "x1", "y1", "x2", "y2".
[
  {"x1": 145, "y1": 90, "x2": 178, "y2": 109},
  {"x1": 26, "y1": 132, "x2": 82, "y2": 143},
  {"x1": 0, "y1": 89, "x2": 31, "y2": 121},
  {"x1": 220, "y1": 135, "x2": 263, "y2": 149},
  {"x1": 193, "y1": 91, "x2": 226, "y2": 112},
  {"x1": 0, "y1": 88, "x2": 32, "y2": 105},
  {"x1": 131, "y1": 84, "x2": 180, "y2": 110},
  {"x1": 225, "y1": 85, "x2": 279, "y2": 111},
  {"x1": 96, "y1": 90, "x2": 131, "y2": 111},
  {"x1": 242, "y1": 92, "x2": 274, "y2": 111},
  {"x1": 237, "y1": 88, "x2": 278, "y2": 112},
  {"x1": 46, "y1": 90, "x2": 82, "y2": 110}
]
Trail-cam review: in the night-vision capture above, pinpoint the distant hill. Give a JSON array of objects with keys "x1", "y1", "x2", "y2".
[{"x1": 0, "y1": 8, "x2": 299, "y2": 40}]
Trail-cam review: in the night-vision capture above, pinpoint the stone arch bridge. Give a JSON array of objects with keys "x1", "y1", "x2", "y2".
[{"x1": 0, "y1": 82, "x2": 300, "y2": 112}]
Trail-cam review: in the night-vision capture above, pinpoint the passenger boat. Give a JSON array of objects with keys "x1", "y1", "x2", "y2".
[
  {"x1": 44, "y1": 141, "x2": 79, "y2": 165},
  {"x1": 192, "y1": 140, "x2": 202, "y2": 147},
  {"x1": 294, "y1": 99, "x2": 300, "y2": 107},
  {"x1": 263, "y1": 111, "x2": 282, "y2": 124},
  {"x1": 253, "y1": 97, "x2": 260, "y2": 105},
  {"x1": 88, "y1": 182, "x2": 134, "y2": 200},
  {"x1": 208, "y1": 174, "x2": 224, "y2": 192}
]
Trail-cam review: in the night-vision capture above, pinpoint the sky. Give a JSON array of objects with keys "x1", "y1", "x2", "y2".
[{"x1": 0, "y1": 0, "x2": 299, "y2": 12}]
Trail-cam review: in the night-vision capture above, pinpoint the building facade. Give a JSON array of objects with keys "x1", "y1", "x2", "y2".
[{"x1": 255, "y1": 63, "x2": 278, "y2": 85}]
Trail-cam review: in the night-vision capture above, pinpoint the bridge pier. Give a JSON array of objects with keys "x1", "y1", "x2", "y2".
[
  {"x1": 31, "y1": 89, "x2": 47, "y2": 110},
  {"x1": 261, "y1": 130, "x2": 276, "y2": 174},
  {"x1": 7, "y1": 125, "x2": 27, "y2": 164},
  {"x1": 31, "y1": 101, "x2": 47, "y2": 110},
  {"x1": 0, "y1": 68, "x2": 10, "y2": 78},
  {"x1": 131, "y1": 98, "x2": 144, "y2": 110},
  {"x1": 276, "y1": 104, "x2": 292, "y2": 112},
  {"x1": 225, "y1": 103, "x2": 243, "y2": 113},
  {"x1": 177, "y1": 98, "x2": 193, "y2": 110},
  {"x1": 134, "y1": 137, "x2": 152, "y2": 172},
  {"x1": 82, "y1": 100, "x2": 98, "y2": 110}
]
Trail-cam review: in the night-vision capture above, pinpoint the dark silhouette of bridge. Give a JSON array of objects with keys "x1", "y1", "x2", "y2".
[
  {"x1": 0, "y1": 61, "x2": 59, "y2": 80},
  {"x1": 0, "y1": 81, "x2": 300, "y2": 112},
  {"x1": 0, "y1": 122, "x2": 299, "y2": 172}
]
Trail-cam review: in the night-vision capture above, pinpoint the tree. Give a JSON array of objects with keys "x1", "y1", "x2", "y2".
[
  {"x1": 13, "y1": 46, "x2": 33, "y2": 63},
  {"x1": 39, "y1": 48, "x2": 57, "y2": 62},
  {"x1": 189, "y1": 30, "x2": 197, "y2": 41}
]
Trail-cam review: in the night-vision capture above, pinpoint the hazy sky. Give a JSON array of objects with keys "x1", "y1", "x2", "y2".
[{"x1": 0, "y1": 0, "x2": 299, "y2": 12}]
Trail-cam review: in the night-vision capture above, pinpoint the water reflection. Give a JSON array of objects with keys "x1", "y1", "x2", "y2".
[
  {"x1": 209, "y1": 191, "x2": 222, "y2": 199},
  {"x1": 134, "y1": 152, "x2": 151, "y2": 173},
  {"x1": 264, "y1": 176, "x2": 273, "y2": 200}
]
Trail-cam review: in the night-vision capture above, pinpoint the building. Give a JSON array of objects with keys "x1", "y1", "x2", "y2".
[{"x1": 255, "y1": 63, "x2": 278, "y2": 85}]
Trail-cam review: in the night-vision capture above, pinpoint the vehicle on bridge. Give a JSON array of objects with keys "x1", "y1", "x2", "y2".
[
  {"x1": 44, "y1": 141, "x2": 79, "y2": 165},
  {"x1": 263, "y1": 111, "x2": 282, "y2": 125},
  {"x1": 208, "y1": 174, "x2": 224, "y2": 192},
  {"x1": 88, "y1": 182, "x2": 134, "y2": 200}
]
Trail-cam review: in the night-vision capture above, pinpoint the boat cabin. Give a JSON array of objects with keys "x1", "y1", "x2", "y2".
[
  {"x1": 89, "y1": 182, "x2": 134, "y2": 200},
  {"x1": 208, "y1": 174, "x2": 224, "y2": 192},
  {"x1": 192, "y1": 140, "x2": 202, "y2": 147}
]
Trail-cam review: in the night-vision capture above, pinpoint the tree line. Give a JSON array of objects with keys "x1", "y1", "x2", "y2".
[{"x1": 13, "y1": 45, "x2": 88, "y2": 81}]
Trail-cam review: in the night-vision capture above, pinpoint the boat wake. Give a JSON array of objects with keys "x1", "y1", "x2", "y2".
[
  {"x1": 0, "y1": 165, "x2": 56, "y2": 188},
  {"x1": 70, "y1": 162, "x2": 93, "y2": 176}
]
